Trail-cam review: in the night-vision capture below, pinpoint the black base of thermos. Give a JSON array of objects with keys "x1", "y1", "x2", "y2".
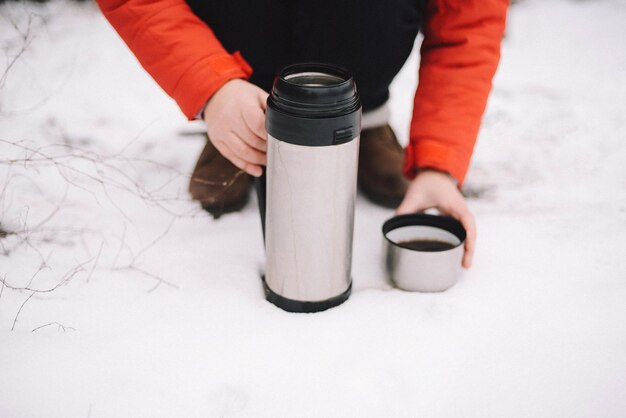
[{"x1": 261, "y1": 276, "x2": 352, "y2": 313}]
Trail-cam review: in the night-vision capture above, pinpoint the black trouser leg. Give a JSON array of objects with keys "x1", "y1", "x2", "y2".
[{"x1": 186, "y1": 0, "x2": 423, "y2": 112}]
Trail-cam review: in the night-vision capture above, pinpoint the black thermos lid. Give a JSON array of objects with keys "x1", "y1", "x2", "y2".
[{"x1": 266, "y1": 63, "x2": 362, "y2": 146}]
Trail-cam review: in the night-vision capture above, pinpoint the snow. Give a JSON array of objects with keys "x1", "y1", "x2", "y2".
[{"x1": 1, "y1": 0, "x2": 625, "y2": 416}]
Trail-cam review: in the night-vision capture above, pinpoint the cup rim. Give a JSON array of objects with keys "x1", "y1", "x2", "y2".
[{"x1": 382, "y1": 213, "x2": 467, "y2": 252}]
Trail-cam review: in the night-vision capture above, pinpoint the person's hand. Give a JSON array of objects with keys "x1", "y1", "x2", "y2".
[
  {"x1": 203, "y1": 79, "x2": 269, "y2": 177},
  {"x1": 396, "y1": 169, "x2": 476, "y2": 268}
]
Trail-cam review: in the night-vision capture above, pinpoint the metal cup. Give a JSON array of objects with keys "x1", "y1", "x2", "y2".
[{"x1": 383, "y1": 214, "x2": 467, "y2": 292}]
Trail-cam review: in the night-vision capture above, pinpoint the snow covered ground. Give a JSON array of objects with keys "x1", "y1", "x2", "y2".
[{"x1": 1, "y1": 0, "x2": 625, "y2": 416}]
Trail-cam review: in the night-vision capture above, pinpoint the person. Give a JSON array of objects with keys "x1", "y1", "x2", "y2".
[{"x1": 95, "y1": 0, "x2": 509, "y2": 268}]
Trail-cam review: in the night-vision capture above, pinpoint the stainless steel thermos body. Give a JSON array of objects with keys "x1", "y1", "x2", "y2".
[{"x1": 263, "y1": 63, "x2": 362, "y2": 312}]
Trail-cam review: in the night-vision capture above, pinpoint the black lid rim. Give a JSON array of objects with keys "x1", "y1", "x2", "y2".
[
  {"x1": 268, "y1": 62, "x2": 361, "y2": 118},
  {"x1": 382, "y1": 213, "x2": 467, "y2": 251}
]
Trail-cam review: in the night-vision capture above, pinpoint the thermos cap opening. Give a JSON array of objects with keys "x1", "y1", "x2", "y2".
[
  {"x1": 283, "y1": 71, "x2": 345, "y2": 87},
  {"x1": 269, "y1": 63, "x2": 360, "y2": 118},
  {"x1": 266, "y1": 63, "x2": 362, "y2": 147}
]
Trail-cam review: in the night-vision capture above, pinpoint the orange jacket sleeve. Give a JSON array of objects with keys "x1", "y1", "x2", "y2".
[
  {"x1": 403, "y1": 0, "x2": 509, "y2": 186},
  {"x1": 95, "y1": 0, "x2": 252, "y2": 119}
]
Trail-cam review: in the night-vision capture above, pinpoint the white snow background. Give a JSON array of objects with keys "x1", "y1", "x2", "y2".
[{"x1": 1, "y1": 0, "x2": 625, "y2": 416}]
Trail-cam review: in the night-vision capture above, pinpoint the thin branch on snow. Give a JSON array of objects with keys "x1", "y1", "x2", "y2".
[
  {"x1": 0, "y1": 135, "x2": 197, "y2": 273},
  {"x1": 11, "y1": 291, "x2": 36, "y2": 331},
  {"x1": 0, "y1": 12, "x2": 34, "y2": 90},
  {"x1": 1, "y1": 255, "x2": 93, "y2": 295},
  {"x1": 3, "y1": 256, "x2": 95, "y2": 331},
  {"x1": 31, "y1": 322, "x2": 76, "y2": 333},
  {"x1": 0, "y1": 274, "x2": 6, "y2": 301},
  {"x1": 110, "y1": 220, "x2": 181, "y2": 293},
  {"x1": 1, "y1": 8, "x2": 76, "y2": 116},
  {"x1": 133, "y1": 216, "x2": 177, "y2": 264},
  {"x1": 105, "y1": 215, "x2": 181, "y2": 293},
  {"x1": 25, "y1": 257, "x2": 52, "y2": 289},
  {"x1": 0, "y1": 9, "x2": 197, "y2": 330},
  {"x1": 0, "y1": 138, "x2": 207, "y2": 218},
  {"x1": 109, "y1": 265, "x2": 179, "y2": 293},
  {"x1": 0, "y1": 184, "x2": 69, "y2": 256},
  {"x1": 111, "y1": 221, "x2": 130, "y2": 268},
  {"x1": 112, "y1": 117, "x2": 160, "y2": 158},
  {"x1": 85, "y1": 241, "x2": 105, "y2": 283}
]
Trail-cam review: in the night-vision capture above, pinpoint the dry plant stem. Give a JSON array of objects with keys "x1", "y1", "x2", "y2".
[
  {"x1": 104, "y1": 216, "x2": 180, "y2": 292},
  {"x1": 86, "y1": 241, "x2": 105, "y2": 283},
  {"x1": 25, "y1": 257, "x2": 51, "y2": 289},
  {"x1": 1, "y1": 255, "x2": 94, "y2": 294},
  {"x1": 111, "y1": 222, "x2": 129, "y2": 268},
  {"x1": 31, "y1": 322, "x2": 76, "y2": 333},
  {"x1": 0, "y1": 184, "x2": 68, "y2": 256},
  {"x1": 0, "y1": 238, "x2": 8, "y2": 255},
  {"x1": 113, "y1": 116, "x2": 160, "y2": 158},
  {"x1": 110, "y1": 266, "x2": 179, "y2": 292},
  {"x1": 0, "y1": 16, "x2": 192, "y2": 328},
  {"x1": 0, "y1": 274, "x2": 6, "y2": 301},
  {"x1": 4, "y1": 257, "x2": 94, "y2": 331},
  {"x1": 11, "y1": 291, "x2": 35, "y2": 331},
  {"x1": 0, "y1": 139, "x2": 208, "y2": 218},
  {"x1": 133, "y1": 216, "x2": 176, "y2": 264},
  {"x1": 1, "y1": 9, "x2": 76, "y2": 115},
  {"x1": 0, "y1": 12, "x2": 34, "y2": 90}
]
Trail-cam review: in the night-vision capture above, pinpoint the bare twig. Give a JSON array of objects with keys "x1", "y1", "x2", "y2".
[
  {"x1": 1, "y1": 8, "x2": 78, "y2": 115},
  {"x1": 86, "y1": 241, "x2": 105, "y2": 283},
  {"x1": 112, "y1": 117, "x2": 160, "y2": 157},
  {"x1": 133, "y1": 216, "x2": 176, "y2": 264},
  {"x1": 31, "y1": 186, "x2": 69, "y2": 231},
  {"x1": 25, "y1": 257, "x2": 51, "y2": 289},
  {"x1": 103, "y1": 215, "x2": 181, "y2": 293},
  {"x1": 31, "y1": 322, "x2": 76, "y2": 333},
  {"x1": 0, "y1": 274, "x2": 6, "y2": 301},
  {"x1": 0, "y1": 138, "x2": 205, "y2": 218},
  {"x1": 1, "y1": 255, "x2": 93, "y2": 294},
  {"x1": 0, "y1": 190, "x2": 67, "y2": 257},
  {"x1": 111, "y1": 265, "x2": 179, "y2": 292},
  {"x1": 11, "y1": 291, "x2": 36, "y2": 331},
  {"x1": 0, "y1": 12, "x2": 34, "y2": 90},
  {"x1": 111, "y1": 221, "x2": 130, "y2": 268}
]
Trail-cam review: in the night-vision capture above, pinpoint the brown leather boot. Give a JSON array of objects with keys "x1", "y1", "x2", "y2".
[
  {"x1": 358, "y1": 124, "x2": 410, "y2": 208},
  {"x1": 189, "y1": 137, "x2": 252, "y2": 218}
]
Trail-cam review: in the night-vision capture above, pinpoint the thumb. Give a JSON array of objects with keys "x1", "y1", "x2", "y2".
[
  {"x1": 395, "y1": 198, "x2": 415, "y2": 215},
  {"x1": 395, "y1": 184, "x2": 428, "y2": 215}
]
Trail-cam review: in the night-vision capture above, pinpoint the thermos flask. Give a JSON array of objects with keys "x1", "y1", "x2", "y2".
[{"x1": 260, "y1": 63, "x2": 362, "y2": 313}]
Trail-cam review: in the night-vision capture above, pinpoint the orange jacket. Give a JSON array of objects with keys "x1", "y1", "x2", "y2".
[{"x1": 96, "y1": 0, "x2": 508, "y2": 186}]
